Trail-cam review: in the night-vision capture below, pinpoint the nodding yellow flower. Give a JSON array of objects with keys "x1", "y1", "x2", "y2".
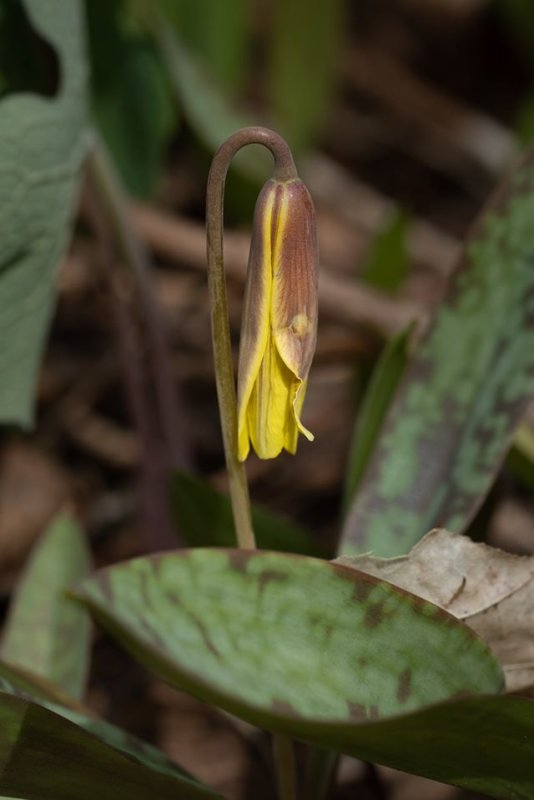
[{"x1": 237, "y1": 177, "x2": 318, "y2": 461}]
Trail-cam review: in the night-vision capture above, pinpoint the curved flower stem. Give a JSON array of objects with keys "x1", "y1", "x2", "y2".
[{"x1": 205, "y1": 127, "x2": 298, "y2": 549}]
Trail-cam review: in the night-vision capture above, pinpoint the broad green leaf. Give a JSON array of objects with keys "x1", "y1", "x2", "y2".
[
  {"x1": 0, "y1": 0, "x2": 88, "y2": 426},
  {"x1": 341, "y1": 147, "x2": 534, "y2": 557},
  {"x1": 170, "y1": 470, "x2": 324, "y2": 556},
  {"x1": 87, "y1": 1, "x2": 176, "y2": 198},
  {"x1": 157, "y1": 0, "x2": 250, "y2": 94},
  {"x1": 0, "y1": 662, "x2": 87, "y2": 711},
  {"x1": 0, "y1": 512, "x2": 91, "y2": 700},
  {"x1": 72, "y1": 549, "x2": 518, "y2": 793},
  {"x1": 299, "y1": 694, "x2": 534, "y2": 800},
  {"x1": 360, "y1": 207, "x2": 411, "y2": 293},
  {"x1": 342, "y1": 325, "x2": 413, "y2": 514},
  {"x1": 268, "y1": 0, "x2": 343, "y2": 152},
  {"x1": 0, "y1": 664, "x2": 213, "y2": 790},
  {"x1": 149, "y1": 10, "x2": 269, "y2": 181},
  {"x1": 0, "y1": 686, "x2": 221, "y2": 800}
]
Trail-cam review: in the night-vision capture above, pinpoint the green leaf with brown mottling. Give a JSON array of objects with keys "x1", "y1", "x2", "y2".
[
  {"x1": 300, "y1": 694, "x2": 534, "y2": 800},
  {"x1": 0, "y1": 512, "x2": 91, "y2": 700},
  {"x1": 341, "y1": 147, "x2": 534, "y2": 557},
  {"x1": 0, "y1": 686, "x2": 221, "y2": 799},
  {"x1": 70, "y1": 549, "x2": 529, "y2": 794},
  {"x1": 342, "y1": 324, "x2": 413, "y2": 514}
]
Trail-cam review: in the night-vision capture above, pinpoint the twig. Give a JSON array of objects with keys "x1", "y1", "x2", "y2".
[
  {"x1": 87, "y1": 137, "x2": 191, "y2": 471},
  {"x1": 84, "y1": 136, "x2": 191, "y2": 549},
  {"x1": 132, "y1": 203, "x2": 422, "y2": 336}
]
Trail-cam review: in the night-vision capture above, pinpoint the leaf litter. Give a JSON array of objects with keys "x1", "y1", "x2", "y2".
[{"x1": 336, "y1": 529, "x2": 534, "y2": 692}]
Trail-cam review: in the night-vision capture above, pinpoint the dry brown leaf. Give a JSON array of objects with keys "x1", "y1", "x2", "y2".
[{"x1": 336, "y1": 529, "x2": 534, "y2": 692}]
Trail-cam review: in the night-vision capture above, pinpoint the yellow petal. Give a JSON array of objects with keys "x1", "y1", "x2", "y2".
[
  {"x1": 237, "y1": 177, "x2": 318, "y2": 461},
  {"x1": 237, "y1": 182, "x2": 276, "y2": 461},
  {"x1": 247, "y1": 332, "x2": 294, "y2": 459}
]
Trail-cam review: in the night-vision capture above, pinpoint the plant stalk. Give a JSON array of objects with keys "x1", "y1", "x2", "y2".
[
  {"x1": 205, "y1": 127, "x2": 297, "y2": 549},
  {"x1": 207, "y1": 128, "x2": 300, "y2": 800},
  {"x1": 273, "y1": 733, "x2": 298, "y2": 800}
]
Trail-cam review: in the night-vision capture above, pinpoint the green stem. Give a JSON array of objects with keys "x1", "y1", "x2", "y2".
[
  {"x1": 207, "y1": 128, "x2": 300, "y2": 799},
  {"x1": 305, "y1": 748, "x2": 339, "y2": 800},
  {"x1": 205, "y1": 127, "x2": 297, "y2": 550},
  {"x1": 273, "y1": 733, "x2": 298, "y2": 800}
]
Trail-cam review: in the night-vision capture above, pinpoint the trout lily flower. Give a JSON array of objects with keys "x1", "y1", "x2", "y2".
[{"x1": 237, "y1": 176, "x2": 318, "y2": 461}]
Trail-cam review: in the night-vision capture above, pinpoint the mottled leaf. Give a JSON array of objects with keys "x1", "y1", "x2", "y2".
[
  {"x1": 343, "y1": 325, "x2": 413, "y2": 513},
  {"x1": 0, "y1": 661, "x2": 87, "y2": 711},
  {"x1": 170, "y1": 470, "x2": 324, "y2": 556},
  {"x1": 71, "y1": 549, "x2": 527, "y2": 793},
  {"x1": 341, "y1": 147, "x2": 534, "y2": 557},
  {"x1": 0, "y1": 0, "x2": 88, "y2": 425},
  {"x1": 337, "y1": 529, "x2": 534, "y2": 693},
  {"x1": 0, "y1": 686, "x2": 221, "y2": 800},
  {"x1": 0, "y1": 663, "x2": 212, "y2": 788},
  {"x1": 300, "y1": 694, "x2": 534, "y2": 800},
  {"x1": 0, "y1": 511, "x2": 91, "y2": 700}
]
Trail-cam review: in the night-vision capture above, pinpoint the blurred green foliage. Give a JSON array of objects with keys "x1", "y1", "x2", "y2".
[
  {"x1": 497, "y1": 0, "x2": 534, "y2": 143},
  {"x1": 157, "y1": 0, "x2": 250, "y2": 95},
  {"x1": 360, "y1": 207, "x2": 410, "y2": 293},
  {"x1": 170, "y1": 470, "x2": 325, "y2": 557},
  {"x1": 87, "y1": 0, "x2": 343, "y2": 197},
  {"x1": 87, "y1": 0, "x2": 176, "y2": 198},
  {"x1": 269, "y1": 0, "x2": 343, "y2": 153}
]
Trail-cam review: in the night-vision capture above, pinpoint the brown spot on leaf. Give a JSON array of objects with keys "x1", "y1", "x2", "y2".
[
  {"x1": 364, "y1": 600, "x2": 387, "y2": 628},
  {"x1": 368, "y1": 705, "x2": 379, "y2": 720},
  {"x1": 227, "y1": 550, "x2": 252, "y2": 572},
  {"x1": 323, "y1": 624, "x2": 334, "y2": 642},
  {"x1": 397, "y1": 669, "x2": 412, "y2": 703},
  {"x1": 351, "y1": 580, "x2": 374, "y2": 604},
  {"x1": 346, "y1": 701, "x2": 367, "y2": 719},
  {"x1": 272, "y1": 699, "x2": 301, "y2": 717},
  {"x1": 187, "y1": 611, "x2": 222, "y2": 660},
  {"x1": 258, "y1": 569, "x2": 287, "y2": 594},
  {"x1": 357, "y1": 656, "x2": 368, "y2": 669}
]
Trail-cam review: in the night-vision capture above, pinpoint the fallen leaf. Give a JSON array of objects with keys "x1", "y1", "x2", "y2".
[{"x1": 336, "y1": 529, "x2": 534, "y2": 692}]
